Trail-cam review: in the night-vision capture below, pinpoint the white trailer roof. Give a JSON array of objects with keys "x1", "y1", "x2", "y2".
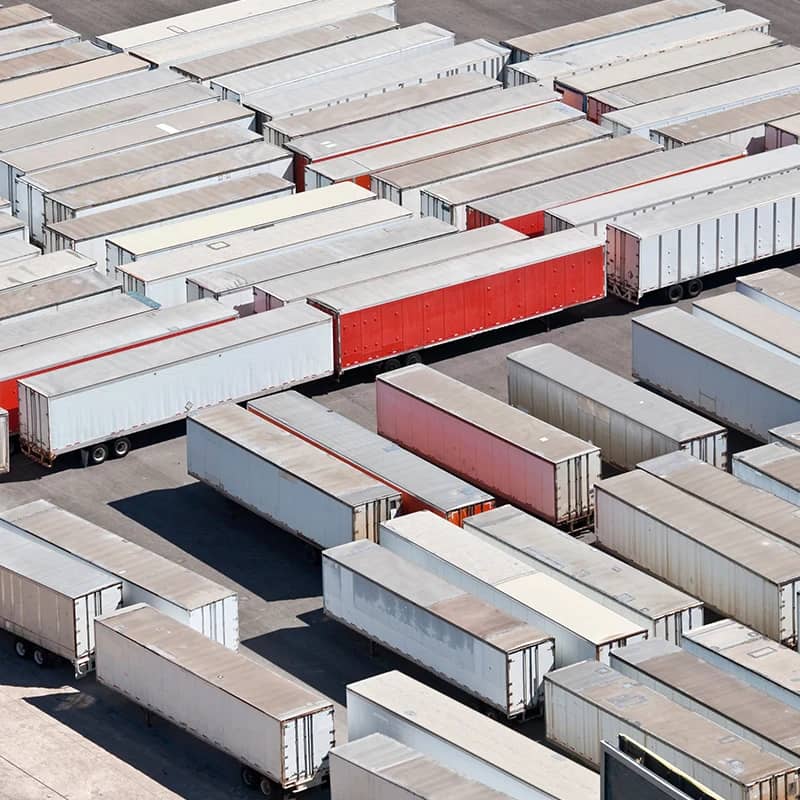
[
  {"x1": 0, "y1": 295, "x2": 151, "y2": 352},
  {"x1": 417, "y1": 134, "x2": 659, "y2": 207},
  {"x1": 260, "y1": 224, "x2": 523, "y2": 304},
  {"x1": 0, "y1": 41, "x2": 106, "y2": 82},
  {"x1": 508, "y1": 343, "x2": 723, "y2": 442},
  {"x1": 0, "y1": 250, "x2": 96, "y2": 292},
  {"x1": 97, "y1": 604, "x2": 331, "y2": 719},
  {"x1": 0, "y1": 519, "x2": 118, "y2": 598},
  {"x1": 511, "y1": 9, "x2": 769, "y2": 85},
  {"x1": 769, "y1": 113, "x2": 800, "y2": 137},
  {"x1": 348, "y1": 670, "x2": 599, "y2": 800},
  {"x1": 603, "y1": 63, "x2": 800, "y2": 134},
  {"x1": 0, "y1": 240, "x2": 41, "y2": 264},
  {"x1": 0, "y1": 4, "x2": 53, "y2": 30},
  {"x1": 313, "y1": 103, "x2": 583, "y2": 182},
  {"x1": 553, "y1": 145, "x2": 800, "y2": 229},
  {"x1": 735, "y1": 443, "x2": 800, "y2": 488},
  {"x1": 212, "y1": 24, "x2": 452, "y2": 100},
  {"x1": 737, "y1": 268, "x2": 800, "y2": 312},
  {"x1": 126, "y1": 199, "x2": 412, "y2": 285},
  {"x1": 96, "y1": 0, "x2": 322, "y2": 52},
  {"x1": 191, "y1": 216, "x2": 451, "y2": 296},
  {"x1": 288, "y1": 82, "x2": 557, "y2": 161},
  {"x1": 471, "y1": 138, "x2": 740, "y2": 221},
  {"x1": 107, "y1": 183, "x2": 374, "y2": 259},
  {"x1": 0, "y1": 298, "x2": 235, "y2": 379},
  {"x1": 173, "y1": 13, "x2": 396, "y2": 80},
  {"x1": 503, "y1": 0, "x2": 723, "y2": 56},
  {"x1": 247, "y1": 39, "x2": 508, "y2": 120},
  {"x1": 25, "y1": 126, "x2": 261, "y2": 195},
  {"x1": 326, "y1": 539, "x2": 549, "y2": 650},
  {"x1": 375, "y1": 120, "x2": 608, "y2": 192},
  {"x1": 771, "y1": 421, "x2": 800, "y2": 449},
  {"x1": 4, "y1": 499, "x2": 235, "y2": 608},
  {"x1": 557, "y1": 30, "x2": 777, "y2": 95},
  {"x1": 593, "y1": 45, "x2": 800, "y2": 112},
  {"x1": 379, "y1": 364, "x2": 598, "y2": 462},
  {"x1": 191, "y1": 404, "x2": 398, "y2": 506},
  {"x1": 132, "y1": 0, "x2": 397, "y2": 66},
  {"x1": 311, "y1": 228, "x2": 599, "y2": 312},
  {"x1": 0, "y1": 21, "x2": 81, "y2": 60},
  {"x1": 0, "y1": 82, "x2": 232, "y2": 154},
  {"x1": 267, "y1": 72, "x2": 497, "y2": 141},
  {"x1": 248, "y1": 392, "x2": 494, "y2": 514},
  {"x1": 635, "y1": 307, "x2": 800, "y2": 403},
  {"x1": 48, "y1": 174, "x2": 291, "y2": 244},
  {"x1": 49, "y1": 142, "x2": 289, "y2": 212},
  {"x1": 21, "y1": 303, "x2": 329, "y2": 396}
]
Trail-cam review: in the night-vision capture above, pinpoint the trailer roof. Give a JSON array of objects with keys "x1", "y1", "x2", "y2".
[
  {"x1": 0, "y1": 272, "x2": 121, "y2": 322},
  {"x1": 190, "y1": 404, "x2": 399, "y2": 506},
  {"x1": 0, "y1": 298, "x2": 236, "y2": 380},
  {"x1": 0, "y1": 4, "x2": 52, "y2": 29},
  {"x1": 375, "y1": 120, "x2": 608, "y2": 191},
  {"x1": 419, "y1": 134, "x2": 659, "y2": 207},
  {"x1": 288, "y1": 82, "x2": 557, "y2": 161},
  {"x1": 258, "y1": 224, "x2": 522, "y2": 304},
  {"x1": 267, "y1": 72, "x2": 497, "y2": 140},
  {"x1": 471, "y1": 138, "x2": 740, "y2": 220},
  {"x1": 348, "y1": 670, "x2": 599, "y2": 799},
  {"x1": 683, "y1": 618, "x2": 800, "y2": 693},
  {"x1": 0, "y1": 21, "x2": 81, "y2": 60},
  {"x1": 0, "y1": 70, "x2": 189, "y2": 145},
  {"x1": 596, "y1": 469, "x2": 800, "y2": 583},
  {"x1": 49, "y1": 142, "x2": 289, "y2": 212},
  {"x1": 312, "y1": 103, "x2": 583, "y2": 182},
  {"x1": 212, "y1": 24, "x2": 453, "y2": 100},
  {"x1": 546, "y1": 659, "x2": 797, "y2": 785},
  {"x1": 125, "y1": 200, "x2": 411, "y2": 284},
  {"x1": 107, "y1": 183, "x2": 374, "y2": 258},
  {"x1": 190, "y1": 216, "x2": 451, "y2": 296},
  {"x1": 330, "y1": 734, "x2": 516, "y2": 800},
  {"x1": 771, "y1": 421, "x2": 800, "y2": 449},
  {"x1": 310, "y1": 228, "x2": 600, "y2": 312},
  {"x1": 639, "y1": 450, "x2": 800, "y2": 550},
  {"x1": 2, "y1": 95, "x2": 245, "y2": 173},
  {"x1": 508, "y1": 343, "x2": 724, "y2": 442},
  {"x1": 48, "y1": 174, "x2": 291, "y2": 244},
  {"x1": 510, "y1": 9, "x2": 769, "y2": 85},
  {"x1": 173, "y1": 13, "x2": 396, "y2": 80},
  {"x1": 0, "y1": 519, "x2": 118, "y2": 598},
  {"x1": 135, "y1": 0, "x2": 397, "y2": 66},
  {"x1": 0, "y1": 216, "x2": 27, "y2": 238},
  {"x1": 557, "y1": 29, "x2": 777, "y2": 95},
  {"x1": 326, "y1": 540, "x2": 549, "y2": 651},
  {"x1": 4, "y1": 500, "x2": 235, "y2": 608},
  {"x1": 737, "y1": 268, "x2": 800, "y2": 311},
  {"x1": 503, "y1": 0, "x2": 723, "y2": 56},
  {"x1": 594, "y1": 44, "x2": 800, "y2": 111},
  {"x1": 769, "y1": 113, "x2": 800, "y2": 137},
  {"x1": 25, "y1": 125, "x2": 261, "y2": 195},
  {"x1": 21, "y1": 304, "x2": 329, "y2": 396},
  {"x1": 466, "y1": 504, "x2": 701, "y2": 618},
  {"x1": 379, "y1": 364, "x2": 598, "y2": 462},
  {"x1": 0, "y1": 241, "x2": 41, "y2": 264},
  {"x1": 0, "y1": 250, "x2": 96, "y2": 293},
  {"x1": 603, "y1": 63, "x2": 800, "y2": 134},
  {"x1": 248, "y1": 393, "x2": 494, "y2": 514},
  {"x1": 0, "y1": 41, "x2": 106, "y2": 82},
  {"x1": 247, "y1": 39, "x2": 508, "y2": 119},
  {"x1": 0, "y1": 294, "x2": 151, "y2": 352},
  {"x1": 97, "y1": 604, "x2": 331, "y2": 719},
  {"x1": 735, "y1": 443, "x2": 800, "y2": 488}
]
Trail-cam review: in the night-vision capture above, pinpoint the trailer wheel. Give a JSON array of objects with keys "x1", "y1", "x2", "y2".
[
  {"x1": 88, "y1": 444, "x2": 108, "y2": 465},
  {"x1": 405, "y1": 352, "x2": 423, "y2": 366},
  {"x1": 259, "y1": 777, "x2": 278, "y2": 797},
  {"x1": 384, "y1": 358, "x2": 402, "y2": 373},
  {"x1": 14, "y1": 639, "x2": 28, "y2": 659},
  {"x1": 240, "y1": 766, "x2": 260, "y2": 789},
  {"x1": 665, "y1": 283, "x2": 684, "y2": 303},
  {"x1": 686, "y1": 278, "x2": 703, "y2": 298},
  {"x1": 32, "y1": 648, "x2": 49, "y2": 668},
  {"x1": 112, "y1": 437, "x2": 131, "y2": 458}
]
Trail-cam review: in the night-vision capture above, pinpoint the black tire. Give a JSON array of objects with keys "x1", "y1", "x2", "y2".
[
  {"x1": 240, "y1": 766, "x2": 260, "y2": 789},
  {"x1": 405, "y1": 352, "x2": 423, "y2": 366},
  {"x1": 665, "y1": 283, "x2": 684, "y2": 304},
  {"x1": 89, "y1": 443, "x2": 108, "y2": 465},
  {"x1": 14, "y1": 639, "x2": 28, "y2": 659},
  {"x1": 259, "y1": 777, "x2": 277, "y2": 797},
  {"x1": 686, "y1": 278, "x2": 703, "y2": 298},
  {"x1": 112, "y1": 437, "x2": 131, "y2": 458},
  {"x1": 32, "y1": 648, "x2": 49, "y2": 668},
  {"x1": 384, "y1": 358, "x2": 403, "y2": 373}
]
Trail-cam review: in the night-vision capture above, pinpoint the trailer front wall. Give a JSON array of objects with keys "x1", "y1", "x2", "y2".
[{"x1": 321, "y1": 244, "x2": 604, "y2": 372}]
